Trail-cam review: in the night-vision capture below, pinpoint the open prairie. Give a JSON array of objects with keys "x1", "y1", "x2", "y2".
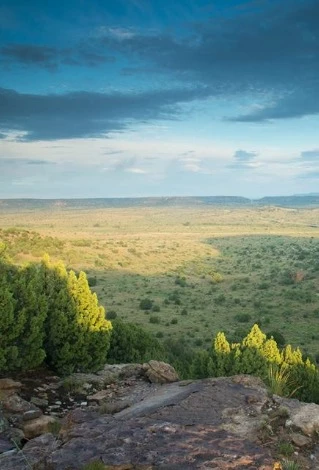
[{"x1": 1, "y1": 205, "x2": 319, "y2": 357}]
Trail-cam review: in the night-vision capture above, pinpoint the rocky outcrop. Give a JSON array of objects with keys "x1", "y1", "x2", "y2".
[
  {"x1": 142, "y1": 360, "x2": 179, "y2": 384},
  {"x1": 0, "y1": 379, "x2": 22, "y2": 392},
  {"x1": 274, "y1": 395, "x2": 319, "y2": 436},
  {"x1": 0, "y1": 381, "x2": 60, "y2": 448},
  {"x1": 1, "y1": 369, "x2": 319, "y2": 469},
  {"x1": 69, "y1": 363, "x2": 145, "y2": 392}
]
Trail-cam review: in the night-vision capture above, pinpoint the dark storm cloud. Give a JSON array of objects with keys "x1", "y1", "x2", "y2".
[
  {"x1": 100, "y1": 0, "x2": 319, "y2": 120},
  {"x1": 1, "y1": 0, "x2": 318, "y2": 131},
  {"x1": 0, "y1": 86, "x2": 212, "y2": 141},
  {"x1": 0, "y1": 44, "x2": 115, "y2": 69},
  {"x1": 229, "y1": 82, "x2": 319, "y2": 122},
  {"x1": 1, "y1": 44, "x2": 58, "y2": 68}
]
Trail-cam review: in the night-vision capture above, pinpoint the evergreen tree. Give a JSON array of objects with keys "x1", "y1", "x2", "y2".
[
  {"x1": 13, "y1": 264, "x2": 48, "y2": 370},
  {"x1": 212, "y1": 332, "x2": 232, "y2": 376},
  {"x1": 0, "y1": 260, "x2": 47, "y2": 372},
  {"x1": 0, "y1": 272, "x2": 21, "y2": 372},
  {"x1": 281, "y1": 344, "x2": 303, "y2": 366},
  {"x1": 43, "y1": 258, "x2": 112, "y2": 374},
  {"x1": 242, "y1": 324, "x2": 266, "y2": 348},
  {"x1": 190, "y1": 350, "x2": 211, "y2": 378},
  {"x1": 68, "y1": 270, "x2": 112, "y2": 371},
  {"x1": 261, "y1": 337, "x2": 281, "y2": 364},
  {"x1": 108, "y1": 319, "x2": 164, "y2": 363},
  {"x1": 236, "y1": 325, "x2": 268, "y2": 377}
]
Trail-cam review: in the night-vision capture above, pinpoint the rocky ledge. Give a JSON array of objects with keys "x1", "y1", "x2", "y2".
[{"x1": 1, "y1": 364, "x2": 319, "y2": 469}]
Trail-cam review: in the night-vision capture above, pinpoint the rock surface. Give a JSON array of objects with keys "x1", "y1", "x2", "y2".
[
  {"x1": 1, "y1": 370, "x2": 319, "y2": 469},
  {"x1": 142, "y1": 360, "x2": 179, "y2": 384},
  {"x1": 22, "y1": 415, "x2": 58, "y2": 439},
  {"x1": 274, "y1": 395, "x2": 319, "y2": 436},
  {"x1": 0, "y1": 379, "x2": 22, "y2": 391}
]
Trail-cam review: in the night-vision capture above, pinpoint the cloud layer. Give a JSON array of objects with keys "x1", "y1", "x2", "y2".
[{"x1": 0, "y1": 86, "x2": 211, "y2": 140}]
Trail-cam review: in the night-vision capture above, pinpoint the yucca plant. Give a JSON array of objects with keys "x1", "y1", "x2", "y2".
[
  {"x1": 267, "y1": 364, "x2": 301, "y2": 398},
  {"x1": 281, "y1": 460, "x2": 301, "y2": 470}
]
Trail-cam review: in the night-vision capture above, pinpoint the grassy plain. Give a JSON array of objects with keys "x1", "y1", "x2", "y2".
[{"x1": 1, "y1": 205, "x2": 319, "y2": 357}]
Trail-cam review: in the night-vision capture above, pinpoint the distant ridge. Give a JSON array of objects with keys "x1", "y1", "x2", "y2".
[{"x1": 1, "y1": 194, "x2": 319, "y2": 211}]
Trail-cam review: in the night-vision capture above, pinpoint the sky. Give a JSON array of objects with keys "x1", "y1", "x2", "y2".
[{"x1": 0, "y1": 0, "x2": 319, "y2": 198}]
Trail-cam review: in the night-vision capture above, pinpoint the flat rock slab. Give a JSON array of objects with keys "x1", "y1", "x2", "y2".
[
  {"x1": 0, "y1": 376, "x2": 276, "y2": 470},
  {"x1": 115, "y1": 380, "x2": 201, "y2": 420}
]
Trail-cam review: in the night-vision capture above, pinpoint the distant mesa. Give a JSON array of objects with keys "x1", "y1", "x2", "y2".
[{"x1": 1, "y1": 194, "x2": 319, "y2": 211}]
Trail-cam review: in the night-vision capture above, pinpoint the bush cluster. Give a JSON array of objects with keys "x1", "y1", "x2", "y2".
[
  {"x1": 190, "y1": 324, "x2": 319, "y2": 403},
  {"x1": 0, "y1": 254, "x2": 112, "y2": 375}
]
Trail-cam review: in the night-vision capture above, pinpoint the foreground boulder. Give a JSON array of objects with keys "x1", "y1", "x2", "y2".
[
  {"x1": 22, "y1": 415, "x2": 58, "y2": 439},
  {"x1": 1, "y1": 390, "x2": 60, "y2": 445},
  {"x1": 142, "y1": 360, "x2": 179, "y2": 384},
  {"x1": 0, "y1": 379, "x2": 22, "y2": 392},
  {"x1": 274, "y1": 395, "x2": 319, "y2": 436}
]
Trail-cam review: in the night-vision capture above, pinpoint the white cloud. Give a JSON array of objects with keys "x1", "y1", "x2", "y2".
[{"x1": 126, "y1": 167, "x2": 148, "y2": 174}]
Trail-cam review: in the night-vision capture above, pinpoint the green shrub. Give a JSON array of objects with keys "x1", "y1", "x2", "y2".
[
  {"x1": 234, "y1": 313, "x2": 251, "y2": 323},
  {"x1": 139, "y1": 298, "x2": 153, "y2": 310},
  {"x1": 175, "y1": 276, "x2": 187, "y2": 287},
  {"x1": 150, "y1": 315, "x2": 160, "y2": 324},
  {"x1": 210, "y1": 272, "x2": 223, "y2": 283},
  {"x1": 87, "y1": 277, "x2": 97, "y2": 287},
  {"x1": 0, "y1": 256, "x2": 112, "y2": 375},
  {"x1": 107, "y1": 310, "x2": 117, "y2": 320},
  {"x1": 0, "y1": 261, "x2": 47, "y2": 372},
  {"x1": 267, "y1": 330, "x2": 286, "y2": 347},
  {"x1": 108, "y1": 319, "x2": 165, "y2": 363}
]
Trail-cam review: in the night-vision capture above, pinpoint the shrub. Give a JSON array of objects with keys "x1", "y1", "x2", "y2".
[
  {"x1": 107, "y1": 310, "x2": 117, "y2": 320},
  {"x1": 234, "y1": 313, "x2": 251, "y2": 323},
  {"x1": 87, "y1": 277, "x2": 97, "y2": 287},
  {"x1": 43, "y1": 259, "x2": 112, "y2": 375},
  {"x1": 107, "y1": 319, "x2": 165, "y2": 363},
  {"x1": 0, "y1": 261, "x2": 47, "y2": 372},
  {"x1": 267, "y1": 330, "x2": 286, "y2": 348},
  {"x1": 0, "y1": 256, "x2": 112, "y2": 375},
  {"x1": 215, "y1": 293, "x2": 226, "y2": 304},
  {"x1": 139, "y1": 298, "x2": 153, "y2": 310},
  {"x1": 175, "y1": 276, "x2": 187, "y2": 287},
  {"x1": 210, "y1": 272, "x2": 223, "y2": 283},
  {"x1": 149, "y1": 315, "x2": 160, "y2": 324}
]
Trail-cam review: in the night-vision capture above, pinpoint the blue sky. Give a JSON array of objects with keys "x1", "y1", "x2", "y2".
[{"x1": 0, "y1": 0, "x2": 319, "y2": 198}]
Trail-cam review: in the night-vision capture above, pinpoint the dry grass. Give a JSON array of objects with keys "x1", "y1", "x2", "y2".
[{"x1": 1, "y1": 205, "x2": 319, "y2": 355}]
